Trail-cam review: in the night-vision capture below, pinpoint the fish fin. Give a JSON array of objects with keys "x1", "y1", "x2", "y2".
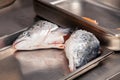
[
  {"x1": 59, "y1": 45, "x2": 65, "y2": 49},
  {"x1": 69, "y1": 57, "x2": 76, "y2": 72},
  {"x1": 56, "y1": 28, "x2": 70, "y2": 35},
  {"x1": 48, "y1": 42, "x2": 65, "y2": 49}
]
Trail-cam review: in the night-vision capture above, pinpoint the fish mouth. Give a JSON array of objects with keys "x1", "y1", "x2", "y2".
[{"x1": 13, "y1": 39, "x2": 26, "y2": 49}]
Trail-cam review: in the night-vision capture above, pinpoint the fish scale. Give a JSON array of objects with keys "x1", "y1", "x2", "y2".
[{"x1": 65, "y1": 30, "x2": 100, "y2": 72}]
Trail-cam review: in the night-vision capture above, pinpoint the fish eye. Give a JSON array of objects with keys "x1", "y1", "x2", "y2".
[
  {"x1": 23, "y1": 32, "x2": 27, "y2": 35},
  {"x1": 22, "y1": 31, "x2": 31, "y2": 37},
  {"x1": 27, "y1": 32, "x2": 31, "y2": 37}
]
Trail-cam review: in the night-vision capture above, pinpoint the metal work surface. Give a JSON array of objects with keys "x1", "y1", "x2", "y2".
[
  {"x1": 0, "y1": 0, "x2": 35, "y2": 37},
  {"x1": 53, "y1": 0, "x2": 120, "y2": 29},
  {"x1": 0, "y1": 0, "x2": 120, "y2": 80},
  {"x1": 0, "y1": 46, "x2": 113, "y2": 80},
  {"x1": 0, "y1": 0, "x2": 15, "y2": 9}
]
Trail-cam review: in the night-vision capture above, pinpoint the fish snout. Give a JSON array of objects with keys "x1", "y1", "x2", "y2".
[{"x1": 13, "y1": 39, "x2": 27, "y2": 50}]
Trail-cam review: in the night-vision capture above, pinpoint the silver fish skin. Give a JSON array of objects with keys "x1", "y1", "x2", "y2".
[
  {"x1": 13, "y1": 20, "x2": 70, "y2": 50},
  {"x1": 65, "y1": 30, "x2": 100, "y2": 72}
]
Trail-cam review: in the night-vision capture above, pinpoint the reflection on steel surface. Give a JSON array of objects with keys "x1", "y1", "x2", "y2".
[
  {"x1": 0, "y1": 0, "x2": 15, "y2": 9},
  {"x1": 106, "y1": 71, "x2": 120, "y2": 80},
  {"x1": 50, "y1": 0, "x2": 66, "y2": 5},
  {"x1": 94, "y1": 0, "x2": 120, "y2": 10}
]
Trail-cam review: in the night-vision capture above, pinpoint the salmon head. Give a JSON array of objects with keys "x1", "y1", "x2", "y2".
[{"x1": 13, "y1": 20, "x2": 70, "y2": 50}]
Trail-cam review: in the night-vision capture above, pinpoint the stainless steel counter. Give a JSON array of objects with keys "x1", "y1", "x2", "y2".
[
  {"x1": 54, "y1": 0, "x2": 120, "y2": 29},
  {"x1": 0, "y1": 0, "x2": 35, "y2": 37},
  {"x1": 0, "y1": 0, "x2": 120, "y2": 80}
]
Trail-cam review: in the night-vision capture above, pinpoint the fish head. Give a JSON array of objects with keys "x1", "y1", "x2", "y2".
[
  {"x1": 13, "y1": 30, "x2": 48, "y2": 50},
  {"x1": 12, "y1": 20, "x2": 57, "y2": 50},
  {"x1": 13, "y1": 20, "x2": 71, "y2": 50}
]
